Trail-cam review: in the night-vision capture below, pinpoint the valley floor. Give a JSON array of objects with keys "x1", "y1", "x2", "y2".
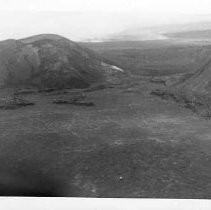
[{"x1": 0, "y1": 80, "x2": 210, "y2": 198}]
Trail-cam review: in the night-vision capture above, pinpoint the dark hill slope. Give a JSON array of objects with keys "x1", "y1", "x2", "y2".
[
  {"x1": 0, "y1": 34, "x2": 121, "y2": 89},
  {"x1": 177, "y1": 57, "x2": 211, "y2": 94}
]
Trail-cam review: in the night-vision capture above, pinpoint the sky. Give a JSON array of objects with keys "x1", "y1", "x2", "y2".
[
  {"x1": 0, "y1": 0, "x2": 211, "y2": 13},
  {"x1": 0, "y1": 0, "x2": 211, "y2": 41}
]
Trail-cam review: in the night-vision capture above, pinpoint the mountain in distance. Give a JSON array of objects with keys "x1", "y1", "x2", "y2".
[
  {"x1": 165, "y1": 29, "x2": 211, "y2": 40},
  {"x1": 0, "y1": 34, "x2": 124, "y2": 89},
  {"x1": 92, "y1": 21, "x2": 211, "y2": 42}
]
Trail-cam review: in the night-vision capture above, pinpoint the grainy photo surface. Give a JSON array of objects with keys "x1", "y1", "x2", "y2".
[{"x1": 0, "y1": 0, "x2": 210, "y2": 199}]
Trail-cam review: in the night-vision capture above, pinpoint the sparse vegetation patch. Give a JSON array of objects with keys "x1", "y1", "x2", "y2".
[
  {"x1": 0, "y1": 96, "x2": 34, "y2": 110},
  {"x1": 53, "y1": 93, "x2": 95, "y2": 106}
]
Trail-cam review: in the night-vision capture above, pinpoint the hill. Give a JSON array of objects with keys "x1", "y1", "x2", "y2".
[
  {"x1": 0, "y1": 34, "x2": 123, "y2": 89},
  {"x1": 178, "y1": 57, "x2": 211, "y2": 94}
]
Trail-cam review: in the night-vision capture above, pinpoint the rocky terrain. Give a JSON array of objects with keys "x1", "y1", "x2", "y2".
[{"x1": 0, "y1": 36, "x2": 210, "y2": 198}]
